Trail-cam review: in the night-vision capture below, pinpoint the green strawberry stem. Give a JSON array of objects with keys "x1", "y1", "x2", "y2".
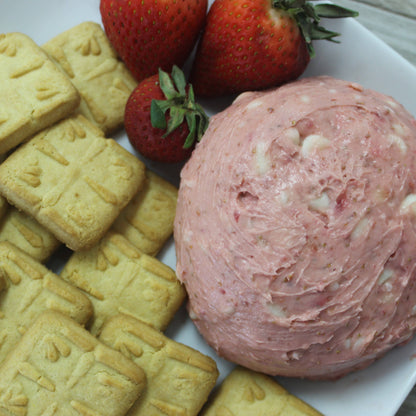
[
  {"x1": 151, "y1": 66, "x2": 209, "y2": 149},
  {"x1": 272, "y1": 0, "x2": 359, "y2": 57}
]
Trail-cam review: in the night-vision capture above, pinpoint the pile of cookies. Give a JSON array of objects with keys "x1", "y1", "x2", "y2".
[{"x1": 0, "y1": 22, "x2": 322, "y2": 416}]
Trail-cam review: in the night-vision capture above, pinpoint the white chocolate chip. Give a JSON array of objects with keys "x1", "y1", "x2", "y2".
[
  {"x1": 374, "y1": 186, "x2": 389, "y2": 202},
  {"x1": 267, "y1": 303, "x2": 287, "y2": 318},
  {"x1": 246, "y1": 98, "x2": 264, "y2": 110},
  {"x1": 353, "y1": 336, "x2": 365, "y2": 351},
  {"x1": 236, "y1": 120, "x2": 247, "y2": 129},
  {"x1": 386, "y1": 99, "x2": 399, "y2": 109},
  {"x1": 350, "y1": 217, "x2": 370, "y2": 240},
  {"x1": 183, "y1": 229, "x2": 194, "y2": 244},
  {"x1": 393, "y1": 123, "x2": 405, "y2": 136},
  {"x1": 400, "y1": 194, "x2": 416, "y2": 215},
  {"x1": 285, "y1": 127, "x2": 300, "y2": 145},
  {"x1": 278, "y1": 190, "x2": 289, "y2": 205},
  {"x1": 189, "y1": 309, "x2": 198, "y2": 320},
  {"x1": 309, "y1": 192, "x2": 330, "y2": 212},
  {"x1": 388, "y1": 134, "x2": 407, "y2": 154},
  {"x1": 288, "y1": 351, "x2": 301, "y2": 360},
  {"x1": 222, "y1": 305, "x2": 236, "y2": 315},
  {"x1": 301, "y1": 134, "x2": 330, "y2": 157},
  {"x1": 255, "y1": 141, "x2": 271, "y2": 175},
  {"x1": 378, "y1": 268, "x2": 394, "y2": 285},
  {"x1": 182, "y1": 178, "x2": 196, "y2": 188}
]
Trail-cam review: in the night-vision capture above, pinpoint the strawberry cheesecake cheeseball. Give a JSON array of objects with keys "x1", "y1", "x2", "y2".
[{"x1": 174, "y1": 76, "x2": 416, "y2": 380}]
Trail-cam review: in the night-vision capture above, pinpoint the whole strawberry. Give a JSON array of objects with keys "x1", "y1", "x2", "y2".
[
  {"x1": 125, "y1": 66, "x2": 209, "y2": 163},
  {"x1": 100, "y1": 0, "x2": 208, "y2": 81},
  {"x1": 190, "y1": 0, "x2": 358, "y2": 96}
]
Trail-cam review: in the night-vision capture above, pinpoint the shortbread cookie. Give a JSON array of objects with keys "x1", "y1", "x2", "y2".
[
  {"x1": 0, "y1": 114, "x2": 146, "y2": 250},
  {"x1": 0, "y1": 311, "x2": 146, "y2": 416},
  {"x1": 112, "y1": 170, "x2": 178, "y2": 255},
  {"x1": 0, "y1": 204, "x2": 61, "y2": 262},
  {"x1": 0, "y1": 32, "x2": 80, "y2": 154},
  {"x1": 60, "y1": 231, "x2": 186, "y2": 334},
  {"x1": 200, "y1": 367, "x2": 323, "y2": 416},
  {"x1": 43, "y1": 22, "x2": 137, "y2": 134},
  {"x1": 0, "y1": 241, "x2": 93, "y2": 364},
  {"x1": 100, "y1": 313, "x2": 219, "y2": 416}
]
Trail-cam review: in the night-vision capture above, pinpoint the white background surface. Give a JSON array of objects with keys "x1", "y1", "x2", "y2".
[{"x1": 2, "y1": 1, "x2": 416, "y2": 415}]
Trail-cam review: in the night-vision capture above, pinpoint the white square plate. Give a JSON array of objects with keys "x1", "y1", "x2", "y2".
[{"x1": 2, "y1": 1, "x2": 416, "y2": 415}]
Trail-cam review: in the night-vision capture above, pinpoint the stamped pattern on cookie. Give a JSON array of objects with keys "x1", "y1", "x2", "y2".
[
  {"x1": 60, "y1": 232, "x2": 185, "y2": 335},
  {"x1": 0, "y1": 205, "x2": 60, "y2": 262},
  {"x1": 0, "y1": 311, "x2": 145, "y2": 416},
  {"x1": 43, "y1": 22, "x2": 137, "y2": 134},
  {"x1": 0, "y1": 241, "x2": 92, "y2": 364},
  {"x1": 100, "y1": 314, "x2": 219, "y2": 416},
  {"x1": 0, "y1": 115, "x2": 145, "y2": 250},
  {"x1": 0, "y1": 32, "x2": 80, "y2": 154}
]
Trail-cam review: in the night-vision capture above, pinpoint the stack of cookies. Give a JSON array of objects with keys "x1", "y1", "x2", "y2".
[{"x1": 0, "y1": 22, "x2": 322, "y2": 416}]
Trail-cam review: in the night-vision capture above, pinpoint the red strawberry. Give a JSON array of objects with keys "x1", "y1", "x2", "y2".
[
  {"x1": 125, "y1": 66, "x2": 209, "y2": 163},
  {"x1": 100, "y1": 0, "x2": 208, "y2": 81},
  {"x1": 190, "y1": 0, "x2": 358, "y2": 96}
]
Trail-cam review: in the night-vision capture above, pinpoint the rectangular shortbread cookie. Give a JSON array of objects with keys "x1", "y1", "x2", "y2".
[
  {"x1": 112, "y1": 170, "x2": 178, "y2": 256},
  {"x1": 0, "y1": 204, "x2": 61, "y2": 262},
  {"x1": 0, "y1": 241, "x2": 93, "y2": 364},
  {"x1": 0, "y1": 114, "x2": 146, "y2": 250},
  {"x1": 200, "y1": 366, "x2": 323, "y2": 416},
  {"x1": 99, "y1": 313, "x2": 219, "y2": 416},
  {"x1": 60, "y1": 231, "x2": 186, "y2": 335},
  {"x1": 43, "y1": 22, "x2": 137, "y2": 134},
  {"x1": 0, "y1": 32, "x2": 80, "y2": 154},
  {"x1": 0, "y1": 311, "x2": 146, "y2": 416}
]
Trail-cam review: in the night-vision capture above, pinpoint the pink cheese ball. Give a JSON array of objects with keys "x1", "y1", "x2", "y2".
[{"x1": 174, "y1": 76, "x2": 416, "y2": 379}]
